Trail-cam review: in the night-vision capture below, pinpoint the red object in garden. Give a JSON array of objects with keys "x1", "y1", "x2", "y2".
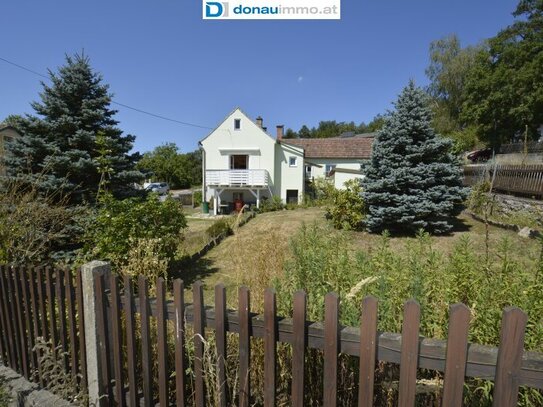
[{"x1": 234, "y1": 199, "x2": 244, "y2": 212}]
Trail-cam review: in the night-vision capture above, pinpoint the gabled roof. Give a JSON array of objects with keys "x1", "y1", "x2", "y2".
[
  {"x1": 199, "y1": 107, "x2": 275, "y2": 145},
  {"x1": 281, "y1": 133, "x2": 374, "y2": 159}
]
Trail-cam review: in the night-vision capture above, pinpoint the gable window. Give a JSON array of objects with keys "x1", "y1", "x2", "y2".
[
  {"x1": 325, "y1": 164, "x2": 336, "y2": 177},
  {"x1": 234, "y1": 119, "x2": 241, "y2": 130},
  {"x1": 230, "y1": 155, "x2": 248, "y2": 169},
  {"x1": 289, "y1": 157, "x2": 297, "y2": 167}
]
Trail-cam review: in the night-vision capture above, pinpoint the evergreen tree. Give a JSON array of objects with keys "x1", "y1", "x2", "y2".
[
  {"x1": 362, "y1": 82, "x2": 466, "y2": 235},
  {"x1": 5, "y1": 54, "x2": 142, "y2": 202}
]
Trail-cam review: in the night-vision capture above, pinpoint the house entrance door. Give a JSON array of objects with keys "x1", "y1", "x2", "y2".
[{"x1": 230, "y1": 155, "x2": 248, "y2": 169}]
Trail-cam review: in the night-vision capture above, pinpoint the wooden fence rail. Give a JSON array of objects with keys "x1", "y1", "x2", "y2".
[
  {"x1": 98, "y1": 272, "x2": 540, "y2": 407},
  {"x1": 1, "y1": 265, "x2": 543, "y2": 407},
  {"x1": 464, "y1": 164, "x2": 543, "y2": 197}
]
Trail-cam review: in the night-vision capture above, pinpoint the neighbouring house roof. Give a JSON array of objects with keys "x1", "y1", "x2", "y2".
[{"x1": 281, "y1": 133, "x2": 374, "y2": 159}]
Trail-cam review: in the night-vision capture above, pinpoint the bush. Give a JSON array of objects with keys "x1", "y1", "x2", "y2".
[
  {"x1": 326, "y1": 179, "x2": 365, "y2": 230},
  {"x1": 467, "y1": 180, "x2": 491, "y2": 214},
  {"x1": 307, "y1": 177, "x2": 335, "y2": 205},
  {"x1": 260, "y1": 196, "x2": 284, "y2": 212},
  {"x1": 193, "y1": 189, "x2": 202, "y2": 207},
  {"x1": 206, "y1": 217, "x2": 234, "y2": 240},
  {"x1": 80, "y1": 193, "x2": 186, "y2": 269},
  {"x1": 0, "y1": 179, "x2": 86, "y2": 266}
]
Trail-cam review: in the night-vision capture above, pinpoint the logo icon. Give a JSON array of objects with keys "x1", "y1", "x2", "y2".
[{"x1": 205, "y1": 2, "x2": 229, "y2": 17}]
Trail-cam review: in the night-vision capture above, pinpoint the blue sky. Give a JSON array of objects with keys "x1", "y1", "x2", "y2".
[{"x1": 1, "y1": 0, "x2": 519, "y2": 153}]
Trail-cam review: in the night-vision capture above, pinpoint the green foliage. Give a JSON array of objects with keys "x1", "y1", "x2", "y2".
[
  {"x1": 306, "y1": 176, "x2": 336, "y2": 205},
  {"x1": 206, "y1": 217, "x2": 234, "y2": 240},
  {"x1": 81, "y1": 193, "x2": 186, "y2": 269},
  {"x1": 284, "y1": 115, "x2": 384, "y2": 139},
  {"x1": 137, "y1": 143, "x2": 202, "y2": 189},
  {"x1": 0, "y1": 178, "x2": 86, "y2": 266},
  {"x1": 362, "y1": 82, "x2": 467, "y2": 235},
  {"x1": 274, "y1": 222, "x2": 543, "y2": 405},
  {"x1": 193, "y1": 190, "x2": 202, "y2": 207},
  {"x1": 425, "y1": 34, "x2": 482, "y2": 138},
  {"x1": 5, "y1": 54, "x2": 143, "y2": 203},
  {"x1": 259, "y1": 196, "x2": 284, "y2": 212},
  {"x1": 326, "y1": 179, "x2": 365, "y2": 230},
  {"x1": 461, "y1": 1, "x2": 543, "y2": 148},
  {"x1": 467, "y1": 181, "x2": 492, "y2": 214}
]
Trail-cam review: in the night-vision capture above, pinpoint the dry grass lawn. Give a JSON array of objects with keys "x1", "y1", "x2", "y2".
[{"x1": 178, "y1": 207, "x2": 541, "y2": 305}]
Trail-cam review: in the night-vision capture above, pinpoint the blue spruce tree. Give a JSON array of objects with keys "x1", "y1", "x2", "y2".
[
  {"x1": 5, "y1": 54, "x2": 142, "y2": 203},
  {"x1": 362, "y1": 81, "x2": 467, "y2": 234}
]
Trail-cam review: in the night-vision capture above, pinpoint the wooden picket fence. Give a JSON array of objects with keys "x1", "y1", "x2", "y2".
[
  {"x1": 1, "y1": 265, "x2": 543, "y2": 406},
  {"x1": 464, "y1": 164, "x2": 543, "y2": 197},
  {"x1": 0, "y1": 266, "x2": 87, "y2": 391}
]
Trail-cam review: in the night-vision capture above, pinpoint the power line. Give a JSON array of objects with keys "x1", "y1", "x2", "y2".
[{"x1": 0, "y1": 56, "x2": 213, "y2": 130}]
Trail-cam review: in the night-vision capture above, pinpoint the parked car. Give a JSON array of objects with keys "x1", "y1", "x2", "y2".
[
  {"x1": 145, "y1": 182, "x2": 170, "y2": 195},
  {"x1": 466, "y1": 148, "x2": 493, "y2": 163}
]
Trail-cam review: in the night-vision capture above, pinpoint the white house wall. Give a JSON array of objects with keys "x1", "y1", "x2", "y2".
[
  {"x1": 307, "y1": 158, "x2": 365, "y2": 189},
  {"x1": 201, "y1": 108, "x2": 278, "y2": 201},
  {"x1": 275, "y1": 143, "x2": 305, "y2": 203}
]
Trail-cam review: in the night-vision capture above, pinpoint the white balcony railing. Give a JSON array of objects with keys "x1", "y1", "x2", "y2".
[{"x1": 206, "y1": 169, "x2": 269, "y2": 187}]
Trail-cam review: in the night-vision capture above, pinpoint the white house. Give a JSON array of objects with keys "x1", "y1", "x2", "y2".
[{"x1": 199, "y1": 108, "x2": 373, "y2": 214}]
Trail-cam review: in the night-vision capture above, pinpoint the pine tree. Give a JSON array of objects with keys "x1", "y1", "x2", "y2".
[
  {"x1": 5, "y1": 54, "x2": 142, "y2": 203},
  {"x1": 362, "y1": 81, "x2": 467, "y2": 235}
]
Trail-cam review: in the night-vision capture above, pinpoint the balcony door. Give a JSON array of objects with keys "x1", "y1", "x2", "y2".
[{"x1": 230, "y1": 155, "x2": 248, "y2": 170}]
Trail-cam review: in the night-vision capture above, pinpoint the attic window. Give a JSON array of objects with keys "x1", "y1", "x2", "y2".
[
  {"x1": 289, "y1": 157, "x2": 297, "y2": 167},
  {"x1": 234, "y1": 119, "x2": 241, "y2": 130}
]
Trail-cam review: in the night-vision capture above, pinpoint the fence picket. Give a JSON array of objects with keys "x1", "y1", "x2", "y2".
[
  {"x1": 65, "y1": 270, "x2": 78, "y2": 380},
  {"x1": 13, "y1": 268, "x2": 29, "y2": 379},
  {"x1": 292, "y1": 290, "x2": 306, "y2": 407},
  {"x1": 123, "y1": 276, "x2": 138, "y2": 407},
  {"x1": 0, "y1": 267, "x2": 11, "y2": 367},
  {"x1": 29, "y1": 268, "x2": 44, "y2": 386},
  {"x1": 193, "y1": 280, "x2": 206, "y2": 407},
  {"x1": 264, "y1": 288, "x2": 277, "y2": 407},
  {"x1": 398, "y1": 300, "x2": 420, "y2": 407},
  {"x1": 442, "y1": 303, "x2": 470, "y2": 407},
  {"x1": 493, "y1": 307, "x2": 528, "y2": 407},
  {"x1": 323, "y1": 293, "x2": 339, "y2": 407},
  {"x1": 37, "y1": 270, "x2": 49, "y2": 345},
  {"x1": 20, "y1": 268, "x2": 36, "y2": 375},
  {"x1": 239, "y1": 286, "x2": 251, "y2": 407},
  {"x1": 110, "y1": 274, "x2": 125, "y2": 406},
  {"x1": 358, "y1": 296, "x2": 378, "y2": 407},
  {"x1": 138, "y1": 276, "x2": 153, "y2": 407},
  {"x1": 156, "y1": 278, "x2": 169, "y2": 407},
  {"x1": 56, "y1": 269, "x2": 69, "y2": 372},
  {"x1": 45, "y1": 267, "x2": 57, "y2": 349},
  {"x1": 215, "y1": 284, "x2": 228, "y2": 407},
  {"x1": 173, "y1": 279, "x2": 186, "y2": 407}
]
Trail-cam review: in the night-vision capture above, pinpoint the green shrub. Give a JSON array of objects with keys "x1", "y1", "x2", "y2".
[
  {"x1": 260, "y1": 196, "x2": 284, "y2": 212},
  {"x1": 273, "y1": 223, "x2": 543, "y2": 405},
  {"x1": 307, "y1": 176, "x2": 336, "y2": 205},
  {"x1": 326, "y1": 179, "x2": 365, "y2": 230},
  {"x1": 467, "y1": 180, "x2": 491, "y2": 214},
  {"x1": 193, "y1": 190, "x2": 202, "y2": 207},
  {"x1": 206, "y1": 217, "x2": 234, "y2": 240},
  {"x1": 80, "y1": 193, "x2": 186, "y2": 269}
]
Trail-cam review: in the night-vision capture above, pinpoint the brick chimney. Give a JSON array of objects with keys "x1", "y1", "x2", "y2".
[
  {"x1": 256, "y1": 116, "x2": 263, "y2": 128},
  {"x1": 276, "y1": 125, "x2": 284, "y2": 140}
]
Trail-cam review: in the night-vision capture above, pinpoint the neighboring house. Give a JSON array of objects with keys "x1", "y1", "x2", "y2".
[
  {"x1": 0, "y1": 124, "x2": 22, "y2": 176},
  {"x1": 199, "y1": 108, "x2": 373, "y2": 214}
]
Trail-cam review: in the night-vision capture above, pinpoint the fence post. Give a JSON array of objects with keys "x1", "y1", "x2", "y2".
[{"x1": 81, "y1": 261, "x2": 111, "y2": 407}]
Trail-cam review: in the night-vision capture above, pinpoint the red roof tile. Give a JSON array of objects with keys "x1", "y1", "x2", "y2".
[{"x1": 281, "y1": 134, "x2": 374, "y2": 159}]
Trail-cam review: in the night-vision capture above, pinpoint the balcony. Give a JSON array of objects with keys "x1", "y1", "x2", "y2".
[{"x1": 206, "y1": 169, "x2": 269, "y2": 188}]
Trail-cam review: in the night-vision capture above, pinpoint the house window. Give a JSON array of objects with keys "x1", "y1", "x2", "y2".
[
  {"x1": 230, "y1": 155, "x2": 248, "y2": 169},
  {"x1": 289, "y1": 157, "x2": 297, "y2": 167},
  {"x1": 234, "y1": 119, "x2": 241, "y2": 130},
  {"x1": 305, "y1": 165, "x2": 312, "y2": 176},
  {"x1": 325, "y1": 164, "x2": 336, "y2": 177}
]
